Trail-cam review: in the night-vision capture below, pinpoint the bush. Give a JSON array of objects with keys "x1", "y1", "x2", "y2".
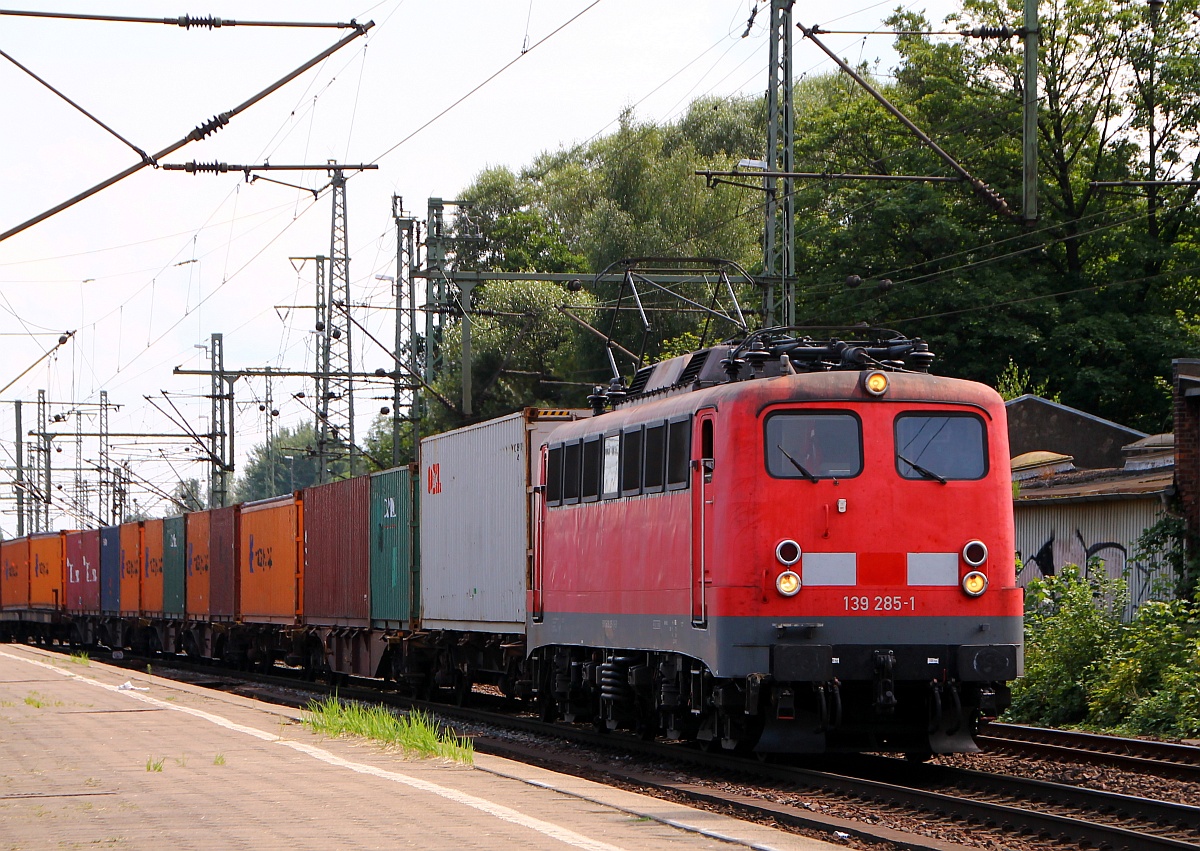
[
  {"x1": 1087, "y1": 600, "x2": 1192, "y2": 730},
  {"x1": 1007, "y1": 565, "x2": 1126, "y2": 727},
  {"x1": 1007, "y1": 561, "x2": 1200, "y2": 738},
  {"x1": 1122, "y1": 644, "x2": 1200, "y2": 738}
]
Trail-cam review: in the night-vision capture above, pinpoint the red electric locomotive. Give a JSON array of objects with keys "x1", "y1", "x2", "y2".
[{"x1": 529, "y1": 329, "x2": 1023, "y2": 756}]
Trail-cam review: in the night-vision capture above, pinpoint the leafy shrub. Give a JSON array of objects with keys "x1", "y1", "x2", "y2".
[
  {"x1": 1007, "y1": 565, "x2": 1126, "y2": 727},
  {"x1": 1087, "y1": 600, "x2": 1192, "y2": 729},
  {"x1": 1008, "y1": 560, "x2": 1200, "y2": 738},
  {"x1": 1121, "y1": 642, "x2": 1200, "y2": 738}
]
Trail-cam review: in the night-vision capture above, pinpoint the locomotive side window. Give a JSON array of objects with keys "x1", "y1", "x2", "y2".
[
  {"x1": 546, "y1": 445, "x2": 564, "y2": 506},
  {"x1": 602, "y1": 434, "x2": 621, "y2": 498},
  {"x1": 895, "y1": 413, "x2": 987, "y2": 480},
  {"x1": 582, "y1": 436, "x2": 602, "y2": 502},
  {"x1": 666, "y1": 415, "x2": 691, "y2": 490},
  {"x1": 563, "y1": 440, "x2": 582, "y2": 503},
  {"x1": 764, "y1": 412, "x2": 862, "y2": 479},
  {"x1": 621, "y1": 426, "x2": 644, "y2": 496},
  {"x1": 643, "y1": 424, "x2": 666, "y2": 493}
]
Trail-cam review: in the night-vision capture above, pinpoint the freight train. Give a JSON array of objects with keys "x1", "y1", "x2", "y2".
[{"x1": 0, "y1": 328, "x2": 1022, "y2": 756}]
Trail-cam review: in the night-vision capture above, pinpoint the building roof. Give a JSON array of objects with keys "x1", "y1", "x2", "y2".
[
  {"x1": 1006, "y1": 395, "x2": 1148, "y2": 470},
  {"x1": 1014, "y1": 465, "x2": 1173, "y2": 505}
]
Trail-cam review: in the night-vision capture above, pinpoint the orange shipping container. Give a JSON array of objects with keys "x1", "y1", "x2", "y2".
[
  {"x1": 186, "y1": 510, "x2": 211, "y2": 618},
  {"x1": 28, "y1": 531, "x2": 66, "y2": 611},
  {"x1": 119, "y1": 522, "x2": 142, "y2": 617},
  {"x1": 238, "y1": 495, "x2": 303, "y2": 624},
  {"x1": 1, "y1": 538, "x2": 30, "y2": 610},
  {"x1": 141, "y1": 519, "x2": 165, "y2": 616}
]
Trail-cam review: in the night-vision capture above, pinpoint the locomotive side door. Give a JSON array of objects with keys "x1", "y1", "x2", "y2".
[{"x1": 691, "y1": 410, "x2": 716, "y2": 627}]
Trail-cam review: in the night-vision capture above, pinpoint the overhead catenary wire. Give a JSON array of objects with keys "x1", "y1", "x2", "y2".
[{"x1": 0, "y1": 20, "x2": 373, "y2": 243}]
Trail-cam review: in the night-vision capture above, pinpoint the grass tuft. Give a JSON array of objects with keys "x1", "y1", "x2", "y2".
[
  {"x1": 145, "y1": 756, "x2": 164, "y2": 772},
  {"x1": 213, "y1": 753, "x2": 226, "y2": 766},
  {"x1": 301, "y1": 696, "x2": 473, "y2": 764},
  {"x1": 70, "y1": 651, "x2": 90, "y2": 666}
]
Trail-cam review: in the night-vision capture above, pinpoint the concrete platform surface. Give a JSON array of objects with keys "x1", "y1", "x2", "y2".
[{"x1": 0, "y1": 644, "x2": 843, "y2": 851}]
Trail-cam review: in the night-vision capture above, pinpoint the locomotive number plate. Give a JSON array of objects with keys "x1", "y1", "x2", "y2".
[{"x1": 843, "y1": 595, "x2": 916, "y2": 612}]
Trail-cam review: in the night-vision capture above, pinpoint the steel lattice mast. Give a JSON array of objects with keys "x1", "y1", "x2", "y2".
[{"x1": 763, "y1": 0, "x2": 795, "y2": 327}]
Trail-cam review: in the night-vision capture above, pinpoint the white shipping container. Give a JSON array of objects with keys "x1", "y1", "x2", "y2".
[{"x1": 419, "y1": 409, "x2": 584, "y2": 632}]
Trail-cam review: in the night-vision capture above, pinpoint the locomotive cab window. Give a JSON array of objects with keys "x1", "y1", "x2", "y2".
[
  {"x1": 582, "y1": 436, "x2": 602, "y2": 502},
  {"x1": 621, "y1": 426, "x2": 644, "y2": 496},
  {"x1": 602, "y1": 434, "x2": 620, "y2": 499},
  {"x1": 563, "y1": 440, "x2": 583, "y2": 503},
  {"x1": 546, "y1": 445, "x2": 564, "y2": 506},
  {"x1": 895, "y1": 412, "x2": 987, "y2": 481},
  {"x1": 765, "y1": 412, "x2": 862, "y2": 480},
  {"x1": 643, "y1": 423, "x2": 666, "y2": 493},
  {"x1": 666, "y1": 415, "x2": 691, "y2": 490}
]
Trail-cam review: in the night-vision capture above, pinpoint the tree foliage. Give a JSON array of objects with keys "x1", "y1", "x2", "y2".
[
  {"x1": 438, "y1": 0, "x2": 1200, "y2": 434},
  {"x1": 233, "y1": 423, "x2": 348, "y2": 502}
]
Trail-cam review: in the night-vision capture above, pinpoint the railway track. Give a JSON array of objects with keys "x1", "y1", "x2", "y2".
[
  {"x1": 980, "y1": 721, "x2": 1200, "y2": 781},
  {"x1": 80, "y1": 651, "x2": 1200, "y2": 851}
]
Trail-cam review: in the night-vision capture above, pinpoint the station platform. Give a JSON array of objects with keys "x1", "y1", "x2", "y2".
[{"x1": 0, "y1": 644, "x2": 841, "y2": 850}]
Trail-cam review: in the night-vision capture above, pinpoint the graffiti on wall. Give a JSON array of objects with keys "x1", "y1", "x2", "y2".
[{"x1": 1018, "y1": 527, "x2": 1168, "y2": 614}]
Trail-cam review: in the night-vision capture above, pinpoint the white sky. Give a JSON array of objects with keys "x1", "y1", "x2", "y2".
[{"x1": 0, "y1": 0, "x2": 960, "y2": 531}]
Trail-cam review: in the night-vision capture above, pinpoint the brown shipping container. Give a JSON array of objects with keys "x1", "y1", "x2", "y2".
[
  {"x1": 209, "y1": 505, "x2": 238, "y2": 620},
  {"x1": 239, "y1": 495, "x2": 302, "y2": 624},
  {"x1": 186, "y1": 510, "x2": 211, "y2": 618},
  {"x1": 119, "y1": 521, "x2": 142, "y2": 617},
  {"x1": 303, "y1": 477, "x2": 369, "y2": 625},
  {"x1": 1, "y1": 538, "x2": 30, "y2": 610},
  {"x1": 65, "y1": 529, "x2": 101, "y2": 613},
  {"x1": 28, "y1": 532, "x2": 66, "y2": 611},
  {"x1": 141, "y1": 519, "x2": 165, "y2": 616}
]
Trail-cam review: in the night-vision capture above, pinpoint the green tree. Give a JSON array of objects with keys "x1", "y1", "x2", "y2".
[
  {"x1": 171, "y1": 478, "x2": 207, "y2": 513},
  {"x1": 233, "y1": 423, "x2": 348, "y2": 502},
  {"x1": 424, "y1": 278, "x2": 600, "y2": 433}
]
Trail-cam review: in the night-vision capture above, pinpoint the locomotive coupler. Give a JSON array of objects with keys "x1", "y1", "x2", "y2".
[{"x1": 873, "y1": 650, "x2": 898, "y2": 713}]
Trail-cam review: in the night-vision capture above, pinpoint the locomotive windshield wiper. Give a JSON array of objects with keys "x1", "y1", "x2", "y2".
[
  {"x1": 897, "y1": 453, "x2": 946, "y2": 484},
  {"x1": 777, "y1": 444, "x2": 818, "y2": 482}
]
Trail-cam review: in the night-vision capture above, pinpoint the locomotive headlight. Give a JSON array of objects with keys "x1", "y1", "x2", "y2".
[
  {"x1": 863, "y1": 370, "x2": 889, "y2": 396},
  {"x1": 776, "y1": 570, "x2": 802, "y2": 597},
  {"x1": 962, "y1": 539, "x2": 988, "y2": 567},
  {"x1": 775, "y1": 539, "x2": 802, "y2": 566},
  {"x1": 962, "y1": 570, "x2": 989, "y2": 597}
]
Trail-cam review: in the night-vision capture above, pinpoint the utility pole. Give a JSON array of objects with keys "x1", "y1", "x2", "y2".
[
  {"x1": 74, "y1": 403, "x2": 84, "y2": 525},
  {"x1": 99, "y1": 391, "x2": 111, "y2": 524},
  {"x1": 13, "y1": 401, "x2": 23, "y2": 536},
  {"x1": 1022, "y1": 0, "x2": 1039, "y2": 223},
  {"x1": 36, "y1": 390, "x2": 49, "y2": 532},
  {"x1": 425, "y1": 198, "x2": 449, "y2": 401},
  {"x1": 391, "y1": 195, "x2": 419, "y2": 464},
  {"x1": 764, "y1": 0, "x2": 795, "y2": 326},
  {"x1": 263, "y1": 376, "x2": 277, "y2": 493},
  {"x1": 423, "y1": 198, "x2": 481, "y2": 416},
  {"x1": 208, "y1": 333, "x2": 234, "y2": 508},
  {"x1": 167, "y1": 161, "x2": 376, "y2": 484},
  {"x1": 113, "y1": 461, "x2": 129, "y2": 523},
  {"x1": 322, "y1": 163, "x2": 354, "y2": 480}
]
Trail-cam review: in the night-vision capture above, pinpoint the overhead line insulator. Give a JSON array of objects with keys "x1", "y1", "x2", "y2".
[
  {"x1": 173, "y1": 15, "x2": 226, "y2": 29},
  {"x1": 188, "y1": 113, "x2": 231, "y2": 142}
]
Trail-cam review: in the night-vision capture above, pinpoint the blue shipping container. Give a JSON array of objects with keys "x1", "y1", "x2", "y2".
[{"x1": 100, "y1": 525, "x2": 121, "y2": 614}]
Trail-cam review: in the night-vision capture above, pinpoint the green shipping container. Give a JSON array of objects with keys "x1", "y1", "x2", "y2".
[
  {"x1": 162, "y1": 515, "x2": 186, "y2": 618},
  {"x1": 370, "y1": 467, "x2": 419, "y2": 628}
]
